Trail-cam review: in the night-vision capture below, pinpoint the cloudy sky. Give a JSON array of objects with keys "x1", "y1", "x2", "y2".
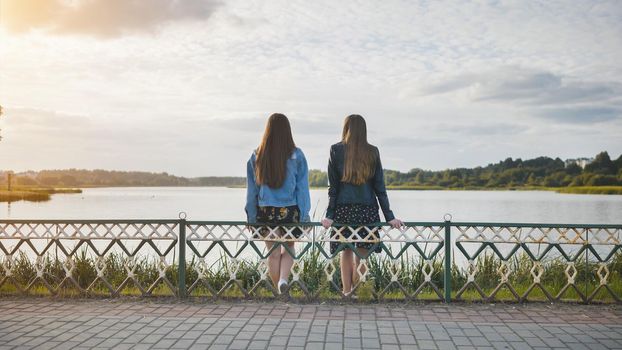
[{"x1": 0, "y1": 0, "x2": 621, "y2": 176}]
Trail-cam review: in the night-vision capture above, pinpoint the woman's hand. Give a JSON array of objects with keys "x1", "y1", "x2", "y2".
[
  {"x1": 321, "y1": 218, "x2": 333, "y2": 229},
  {"x1": 388, "y1": 218, "x2": 404, "y2": 229}
]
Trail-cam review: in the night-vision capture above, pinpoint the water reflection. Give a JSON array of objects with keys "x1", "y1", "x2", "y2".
[{"x1": 2, "y1": 187, "x2": 622, "y2": 224}]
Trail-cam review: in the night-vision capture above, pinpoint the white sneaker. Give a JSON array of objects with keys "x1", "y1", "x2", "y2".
[{"x1": 278, "y1": 280, "x2": 288, "y2": 295}]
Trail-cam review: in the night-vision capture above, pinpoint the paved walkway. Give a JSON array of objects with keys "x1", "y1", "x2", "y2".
[{"x1": 0, "y1": 299, "x2": 621, "y2": 350}]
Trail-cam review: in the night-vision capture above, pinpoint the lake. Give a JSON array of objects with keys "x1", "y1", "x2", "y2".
[
  {"x1": 2, "y1": 187, "x2": 621, "y2": 224},
  {"x1": 2, "y1": 187, "x2": 620, "y2": 269}
]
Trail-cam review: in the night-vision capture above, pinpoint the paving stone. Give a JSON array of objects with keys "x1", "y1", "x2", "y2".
[
  {"x1": 436, "y1": 340, "x2": 457, "y2": 349},
  {"x1": 508, "y1": 342, "x2": 532, "y2": 350},
  {"x1": 229, "y1": 339, "x2": 250, "y2": 349},
  {"x1": 253, "y1": 331, "x2": 273, "y2": 341},
  {"x1": 324, "y1": 343, "x2": 343, "y2": 350},
  {"x1": 541, "y1": 337, "x2": 565, "y2": 347},
  {"x1": 380, "y1": 345, "x2": 400, "y2": 350},
  {"x1": 212, "y1": 335, "x2": 234, "y2": 344},
  {"x1": 380, "y1": 334, "x2": 398, "y2": 344},
  {"x1": 397, "y1": 334, "x2": 416, "y2": 344},
  {"x1": 289, "y1": 336, "x2": 309, "y2": 346},
  {"x1": 0, "y1": 300, "x2": 619, "y2": 350},
  {"x1": 325, "y1": 333, "x2": 343, "y2": 342},
  {"x1": 305, "y1": 342, "x2": 324, "y2": 350},
  {"x1": 194, "y1": 334, "x2": 215, "y2": 344},
  {"x1": 599, "y1": 339, "x2": 622, "y2": 348},
  {"x1": 452, "y1": 336, "x2": 471, "y2": 346},
  {"x1": 490, "y1": 341, "x2": 512, "y2": 349},
  {"x1": 470, "y1": 334, "x2": 491, "y2": 347},
  {"x1": 447, "y1": 328, "x2": 465, "y2": 337},
  {"x1": 418, "y1": 339, "x2": 438, "y2": 349},
  {"x1": 171, "y1": 339, "x2": 195, "y2": 349},
  {"x1": 248, "y1": 340, "x2": 269, "y2": 349},
  {"x1": 501, "y1": 333, "x2": 524, "y2": 342},
  {"x1": 270, "y1": 336, "x2": 289, "y2": 346}
]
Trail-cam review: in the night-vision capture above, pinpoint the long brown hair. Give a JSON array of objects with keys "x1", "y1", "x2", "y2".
[
  {"x1": 255, "y1": 113, "x2": 296, "y2": 188},
  {"x1": 341, "y1": 114, "x2": 377, "y2": 185}
]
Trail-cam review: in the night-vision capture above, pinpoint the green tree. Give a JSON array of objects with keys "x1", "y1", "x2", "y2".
[
  {"x1": 588, "y1": 175, "x2": 619, "y2": 186},
  {"x1": 308, "y1": 169, "x2": 328, "y2": 187},
  {"x1": 59, "y1": 174, "x2": 79, "y2": 187},
  {"x1": 565, "y1": 163, "x2": 582, "y2": 175},
  {"x1": 415, "y1": 171, "x2": 425, "y2": 185},
  {"x1": 585, "y1": 151, "x2": 616, "y2": 175},
  {"x1": 570, "y1": 176, "x2": 585, "y2": 186},
  {"x1": 16, "y1": 176, "x2": 39, "y2": 186},
  {"x1": 38, "y1": 175, "x2": 60, "y2": 186}
]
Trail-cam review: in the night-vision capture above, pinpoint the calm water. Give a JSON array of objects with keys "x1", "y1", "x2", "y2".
[{"x1": 2, "y1": 187, "x2": 621, "y2": 224}]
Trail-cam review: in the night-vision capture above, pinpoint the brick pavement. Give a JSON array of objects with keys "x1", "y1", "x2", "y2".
[{"x1": 0, "y1": 299, "x2": 621, "y2": 349}]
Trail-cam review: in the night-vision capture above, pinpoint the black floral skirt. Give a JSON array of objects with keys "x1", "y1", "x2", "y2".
[
  {"x1": 330, "y1": 204, "x2": 382, "y2": 254},
  {"x1": 254, "y1": 205, "x2": 303, "y2": 238}
]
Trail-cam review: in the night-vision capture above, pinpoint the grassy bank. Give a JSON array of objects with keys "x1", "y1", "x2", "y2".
[
  {"x1": 387, "y1": 185, "x2": 446, "y2": 190},
  {"x1": 554, "y1": 186, "x2": 622, "y2": 195},
  {"x1": 0, "y1": 190, "x2": 50, "y2": 202},
  {"x1": 385, "y1": 185, "x2": 622, "y2": 195},
  {"x1": 0, "y1": 187, "x2": 82, "y2": 203},
  {"x1": 385, "y1": 185, "x2": 540, "y2": 191}
]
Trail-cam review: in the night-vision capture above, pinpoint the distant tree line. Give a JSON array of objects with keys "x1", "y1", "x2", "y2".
[
  {"x1": 194, "y1": 177, "x2": 246, "y2": 187},
  {"x1": 309, "y1": 169, "x2": 328, "y2": 187},
  {"x1": 0, "y1": 169, "x2": 192, "y2": 188},
  {"x1": 2, "y1": 151, "x2": 620, "y2": 189},
  {"x1": 308, "y1": 151, "x2": 622, "y2": 188},
  {"x1": 382, "y1": 151, "x2": 622, "y2": 188}
]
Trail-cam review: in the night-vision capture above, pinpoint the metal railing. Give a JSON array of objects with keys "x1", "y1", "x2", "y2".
[
  {"x1": 452, "y1": 221, "x2": 622, "y2": 303},
  {"x1": 0, "y1": 218, "x2": 620, "y2": 303},
  {"x1": 0, "y1": 220, "x2": 179, "y2": 297}
]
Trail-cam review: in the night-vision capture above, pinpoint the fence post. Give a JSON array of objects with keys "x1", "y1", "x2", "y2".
[
  {"x1": 443, "y1": 214, "x2": 452, "y2": 303},
  {"x1": 178, "y1": 215, "x2": 187, "y2": 299}
]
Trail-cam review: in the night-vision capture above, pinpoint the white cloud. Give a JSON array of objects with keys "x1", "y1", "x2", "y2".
[
  {"x1": 1, "y1": 0, "x2": 222, "y2": 38},
  {"x1": 420, "y1": 66, "x2": 622, "y2": 123},
  {"x1": 1, "y1": 0, "x2": 621, "y2": 175}
]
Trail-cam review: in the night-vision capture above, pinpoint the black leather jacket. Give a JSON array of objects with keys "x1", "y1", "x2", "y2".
[{"x1": 325, "y1": 142, "x2": 395, "y2": 222}]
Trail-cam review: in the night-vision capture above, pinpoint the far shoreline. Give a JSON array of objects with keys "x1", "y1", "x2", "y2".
[
  {"x1": 232, "y1": 185, "x2": 622, "y2": 195},
  {"x1": 0, "y1": 187, "x2": 82, "y2": 203},
  {"x1": 2, "y1": 185, "x2": 621, "y2": 203}
]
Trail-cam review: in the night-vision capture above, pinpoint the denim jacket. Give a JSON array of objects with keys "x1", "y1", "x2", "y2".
[
  {"x1": 245, "y1": 147, "x2": 311, "y2": 224},
  {"x1": 326, "y1": 142, "x2": 395, "y2": 222}
]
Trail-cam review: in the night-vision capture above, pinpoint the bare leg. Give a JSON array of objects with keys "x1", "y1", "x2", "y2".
[
  {"x1": 353, "y1": 247, "x2": 369, "y2": 286},
  {"x1": 279, "y1": 241, "x2": 296, "y2": 281},
  {"x1": 340, "y1": 249, "x2": 354, "y2": 294},
  {"x1": 264, "y1": 241, "x2": 281, "y2": 287}
]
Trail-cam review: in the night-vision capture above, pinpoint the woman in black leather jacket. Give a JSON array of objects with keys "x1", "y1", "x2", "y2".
[{"x1": 321, "y1": 115, "x2": 403, "y2": 296}]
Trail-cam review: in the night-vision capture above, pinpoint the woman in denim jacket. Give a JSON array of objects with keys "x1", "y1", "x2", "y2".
[
  {"x1": 322, "y1": 115, "x2": 403, "y2": 296},
  {"x1": 246, "y1": 113, "x2": 311, "y2": 294}
]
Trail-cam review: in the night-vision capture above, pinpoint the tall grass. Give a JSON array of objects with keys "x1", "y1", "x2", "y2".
[
  {"x1": 555, "y1": 186, "x2": 622, "y2": 195},
  {"x1": 0, "y1": 190, "x2": 50, "y2": 202},
  {"x1": 1, "y1": 245, "x2": 621, "y2": 302},
  {"x1": 0, "y1": 187, "x2": 82, "y2": 203}
]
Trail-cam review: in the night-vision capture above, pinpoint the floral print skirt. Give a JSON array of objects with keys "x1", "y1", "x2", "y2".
[
  {"x1": 330, "y1": 204, "x2": 382, "y2": 254},
  {"x1": 254, "y1": 205, "x2": 303, "y2": 238}
]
